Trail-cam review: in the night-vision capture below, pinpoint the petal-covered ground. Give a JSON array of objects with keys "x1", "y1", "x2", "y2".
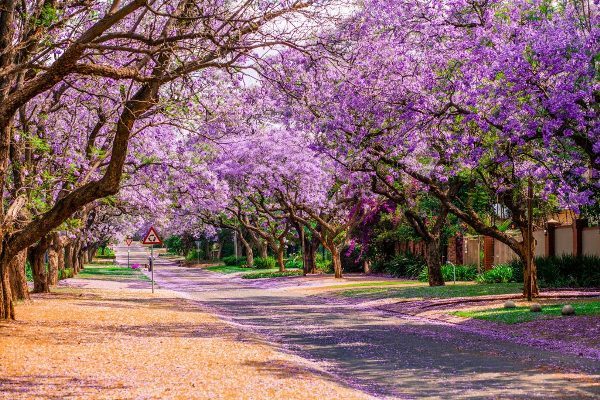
[{"x1": 0, "y1": 286, "x2": 371, "y2": 400}]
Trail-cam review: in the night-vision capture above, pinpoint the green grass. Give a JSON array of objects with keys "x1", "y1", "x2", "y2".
[
  {"x1": 78, "y1": 263, "x2": 149, "y2": 281},
  {"x1": 206, "y1": 265, "x2": 252, "y2": 274},
  {"x1": 324, "y1": 280, "x2": 422, "y2": 289},
  {"x1": 241, "y1": 270, "x2": 303, "y2": 279},
  {"x1": 453, "y1": 300, "x2": 600, "y2": 324},
  {"x1": 339, "y1": 282, "x2": 522, "y2": 299}
]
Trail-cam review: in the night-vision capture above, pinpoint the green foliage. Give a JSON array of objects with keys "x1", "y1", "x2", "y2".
[
  {"x1": 164, "y1": 235, "x2": 183, "y2": 255},
  {"x1": 476, "y1": 264, "x2": 514, "y2": 283},
  {"x1": 254, "y1": 256, "x2": 277, "y2": 269},
  {"x1": 185, "y1": 249, "x2": 203, "y2": 262},
  {"x1": 453, "y1": 300, "x2": 600, "y2": 324},
  {"x1": 373, "y1": 252, "x2": 426, "y2": 278},
  {"x1": 96, "y1": 247, "x2": 115, "y2": 258},
  {"x1": 222, "y1": 255, "x2": 246, "y2": 266},
  {"x1": 419, "y1": 264, "x2": 478, "y2": 282},
  {"x1": 206, "y1": 265, "x2": 251, "y2": 274},
  {"x1": 340, "y1": 283, "x2": 522, "y2": 299},
  {"x1": 285, "y1": 254, "x2": 303, "y2": 269},
  {"x1": 508, "y1": 255, "x2": 600, "y2": 287},
  {"x1": 78, "y1": 264, "x2": 148, "y2": 281},
  {"x1": 58, "y1": 268, "x2": 74, "y2": 280},
  {"x1": 25, "y1": 261, "x2": 33, "y2": 282},
  {"x1": 241, "y1": 270, "x2": 303, "y2": 279}
]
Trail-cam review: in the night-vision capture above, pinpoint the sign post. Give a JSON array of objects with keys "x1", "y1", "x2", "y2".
[
  {"x1": 142, "y1": 226, "x2": 162, "y2": 293},
  {"x1": 195, "y1": 240, "x2": 201, "y2": 265},
  {"x1": 126, "y1": 237, "x2": 132, "y2": 269}
]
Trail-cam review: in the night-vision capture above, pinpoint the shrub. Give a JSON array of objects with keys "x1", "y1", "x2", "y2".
[
  {"x1": 476, "y1": 264, "x2": 514, "y2": 284},
  {"x1": 222, "y1": 255, "x2": 246, "y2": 266},
  {"x1": 58, "y1": 268, "x2": 74, "y2": 280},
  {"x1": 316, "y1": 259, "x2": 333, "y2": 273},
  {"x1": 254, "y1": 256, "x2": 277, "y2": 269},
  {"x1": 285, "y1": 254, "x2": 303, "y2": 269},
  {"x1": 96, "y1": 247, "x2": 115, "y2": 258},
  {"x1": 377, "y1": 253, "x2": 426, "y2": 278},
  {"x1": 185, "y1": 249, "x2": 202, "y2": 263},
  {"x1": 25, "y1": 261, "x2": 33, "y2": 282},
  {"x1": 508, "y1": 255, "x2": 600, "y2": 288},
  {"x1": 418, "y1": 264, "x2": 478, "y2": 283}
]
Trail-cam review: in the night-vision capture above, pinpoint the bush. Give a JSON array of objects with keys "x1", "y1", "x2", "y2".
[
  {"x1": 222, "y1": 255, "x2": 246, "y2": 266},
  {"x1": 185, "y1": 249, "x2": 203, "y2": 263},
  {"x1": 25, "y1": 261, "x2": 33, "y2": 282},
  {"x1": 508, "y1": 255, "x2": 600, "y2": 288},
  {"x1": 58, "y1": 268, "x2": 74, "y2": 280},
  {"x1": 254, "y1": 256, "x2": 277, "y2": 269},
  {"x1": 316, "y1": 259, "x2": 333, "y2": 274},
  {"x1": 285, "y1": 254, "x2": 303, "y2": 269},
  {"x1": 476, "y1": 264, "x2": 514, "y2": 284},
  {"x1": 418, "y1": 264, "x2": 478, "y2": 283},
  {"x1": 375, "y1": 253, "x2": 426, "y2": 278},
  {"x1": 96, "y1": 247, "x2": 115, "y2": 258}
]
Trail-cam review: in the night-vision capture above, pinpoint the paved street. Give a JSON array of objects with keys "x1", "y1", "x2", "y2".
[{"x1": 115, "y1": 243, "x2": 600, "y2": 399}]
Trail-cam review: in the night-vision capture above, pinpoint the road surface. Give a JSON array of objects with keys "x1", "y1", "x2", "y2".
[{"x1": 115, "y1": 243, "x2": 600, "y2": 399}]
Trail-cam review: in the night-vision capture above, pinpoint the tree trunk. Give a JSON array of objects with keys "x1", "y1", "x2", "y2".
[
  {"x1": 259, "y1": 241, "x2": 268, "y2": 259},
  {"x1": 363, "y1": 259, "x2": 371, "y2": 274},
  {"x1": 303, "y1": 236, "x2": 318, "y2": 275},
  {"x1": 47, "y1": 236, "x2": 60, "y2": 286},
  {"x1": 276, "y1": 247, "x2": 285, "y2": 272},
  {"x1": 424, "y1": 238, "x2": 444, "y2": 287},
  {"x1": 520, "y1": 237, "x2": 539, "y2": 299},
  {"x1": 331, "y1": 246, "x2": 342, "y2": 278},
  {"x1": 0, "y1": 253, "x2": 15, "y2": 320},
  {"x1": 64, "y1": 243, "x2": 73, "y2": 270},
  {"x1": 8, "y1": 250, "x2": 28, "y2": 300},
  {"x1": 29, "y1": 236, "x2": 50, "y2": 293},
  {"x1": 239, "y1": 234, "x2": 254, "y2": 267}
]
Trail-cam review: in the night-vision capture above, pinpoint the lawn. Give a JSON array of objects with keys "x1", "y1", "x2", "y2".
[
  {"x1": 339, "y1": 282, "x2": 522, "y2": 299},
  {"x1": 78, "y1": 263, "x2": 149, "y2": 281},
  {"x1": 206, "y1": 265, "x2": 254, "y2": 274},
  {"x1": 453, "y1": 300, "x2": 600, "y2": 324},
  {"x1": 241, "y1": 270, "x2": 303, "y2": 279},
  {"x1": 206, "y1": 265, "x2": 302, "y2": 278}
]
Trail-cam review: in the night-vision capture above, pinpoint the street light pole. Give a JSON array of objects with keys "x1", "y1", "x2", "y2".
[{"x1": 195, "y1": 240, "x2": 201, "y2": 265}]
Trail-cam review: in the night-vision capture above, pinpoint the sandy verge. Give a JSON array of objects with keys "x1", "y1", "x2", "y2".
[{"x1": 0, "y1": 285, "x2": 371, "y2": 400}]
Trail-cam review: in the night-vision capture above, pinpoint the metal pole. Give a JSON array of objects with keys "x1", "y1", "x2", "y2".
[
  {"x1": 300, "y1": 226, "x2": 306, "y2": 274},
  {"x1": 127, "y1": 249, "x2": 130, "y2": 269},
  {"x1": 151, "y1": 244, "x2": 154, "y2": 293},
  {"x1": 197, "y1": 241, "x2": 200, "y2": 264}
]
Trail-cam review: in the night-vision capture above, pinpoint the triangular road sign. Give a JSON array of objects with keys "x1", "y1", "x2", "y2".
[
  {"x1": 125, "y1": 238, "x2": 133, "y2": 246},
  {"x1": 142, "y1": 226, "x2": 162, "y2": 245}
]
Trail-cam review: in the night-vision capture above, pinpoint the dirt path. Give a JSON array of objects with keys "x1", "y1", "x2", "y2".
[{"x1": 117, "y1": 244, "x2": 600, "y2": 399}]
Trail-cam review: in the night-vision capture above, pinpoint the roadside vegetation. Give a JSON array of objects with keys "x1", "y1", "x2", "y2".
[{"x1": 453, "y1": 301, "x2": 600, "y2": 324}]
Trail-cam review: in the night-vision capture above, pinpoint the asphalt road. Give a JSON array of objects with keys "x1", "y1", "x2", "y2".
[{"x1": 115, "y1": 243, "x2": 600, "y2": 400}]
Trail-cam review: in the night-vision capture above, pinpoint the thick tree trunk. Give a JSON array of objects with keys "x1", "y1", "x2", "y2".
[
  {"x1": 64, "y1": 243, "x2": 73, "y2": 270},
  {"x1": 331, "y1": 246, "x2": 342, "y2": 279},
  {"x1": 424, "y1": 238, "x2": 444, "y2": 286},
  {"x1": 259, "y1": 241, "x2": 268, "y2": 259},
  {"x1": 276, "y1": 247, "x2": 285, "y2": 272},
  {"x1": 239, "y1": 234, "x2": 254, "y2": 267},
  {"x1": 520, "y1": 238, "x2": 539, "y2": 299},
  {"x1": 8, "y1": 250, "x2": 29, "y2": 300},
  {"x1": 303, "y1": 237, "x2": 318, "y2": 275},
  {"x1": 47, "y1": 248, "x2": 58, "y2": 286},
  {"x1": 29, "y1": 236, "x2": 50, "y2": 293},
  {"x1": 0, "y1": 254, "x2": 15, "y2": 319}
]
